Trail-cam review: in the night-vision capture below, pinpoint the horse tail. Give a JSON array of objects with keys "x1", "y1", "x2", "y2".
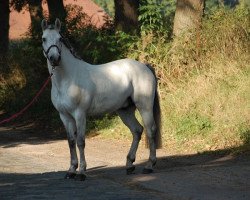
[
  {"x1": 146, "y1": 64, "x2": 162, "y2": 149},
  {"x1": 153, "y1": 82, "x2": 162, "y2": 149}
]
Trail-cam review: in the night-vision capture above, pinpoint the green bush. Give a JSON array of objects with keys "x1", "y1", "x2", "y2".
[{"x1": 139, "y1": 0, "x2": 175, "y2": 36}]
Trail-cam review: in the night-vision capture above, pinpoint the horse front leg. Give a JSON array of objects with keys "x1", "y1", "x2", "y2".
[
  {"x1": 75, "y1": 112, "x2": 87, "y2": 181},
  {"x1": 60, "y1": 113, "x2": 78, "y2": 179}
]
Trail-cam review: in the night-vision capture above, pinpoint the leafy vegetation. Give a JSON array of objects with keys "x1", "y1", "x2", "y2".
[{"x1": 139, "y1": 0, "x2": 175, "y2": 35}]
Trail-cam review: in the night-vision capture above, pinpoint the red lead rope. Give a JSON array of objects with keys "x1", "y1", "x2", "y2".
[{"x1": 0, "y1": 74, "x2": 53, "y2": 126}]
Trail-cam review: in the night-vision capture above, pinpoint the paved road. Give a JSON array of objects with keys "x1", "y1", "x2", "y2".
[{"x1": 0, "y1": 126, "x2": 249, "y2": 200}]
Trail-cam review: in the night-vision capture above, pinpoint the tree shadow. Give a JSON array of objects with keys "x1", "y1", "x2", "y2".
[
  {"x1": 0, "y1": 146, "x2": 249, "y2": 200},
  {"x1": 1, "y1": 113, "x2": 250, "y2": 199},
  {"x1": 0, "y1": 123, "x2": 66, "y2": 148},
  {"x1": 0, "y1": 114, "x2": 118, "y2": 148}
]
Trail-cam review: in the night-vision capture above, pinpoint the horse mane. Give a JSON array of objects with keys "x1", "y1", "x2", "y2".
[{"x1": 59, "y1": 33, "x2": 83, "y2": 60}]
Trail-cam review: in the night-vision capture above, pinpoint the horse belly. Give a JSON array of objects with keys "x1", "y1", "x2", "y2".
[{"x1": 88, "y1": 90, "x2": 130, "y2": 116}]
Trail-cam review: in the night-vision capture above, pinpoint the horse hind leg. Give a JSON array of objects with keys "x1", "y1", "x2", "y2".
[
  {"x1": 117, "y1": 106, "x2": 143, "y2": 175},
  {"x1": 139, "y1": 109, "x2": 157, "y2": 174}
]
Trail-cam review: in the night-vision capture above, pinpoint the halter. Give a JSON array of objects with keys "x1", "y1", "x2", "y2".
[{"x1": 43, "y1": 43, "x2": 62, "y2": 67}]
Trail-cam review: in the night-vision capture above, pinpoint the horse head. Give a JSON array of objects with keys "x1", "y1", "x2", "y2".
[{"x1": 41, "y1": 18, "x2": 62, "y2": 67}]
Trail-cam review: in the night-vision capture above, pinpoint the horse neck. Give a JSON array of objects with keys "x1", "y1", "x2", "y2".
[{"x1": 48, "y1": 44, "x2": 88, "y2": 88}]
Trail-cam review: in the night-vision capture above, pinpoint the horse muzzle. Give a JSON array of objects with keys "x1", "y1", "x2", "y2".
[
  {"x1": 49, "y1": 55, "x2": 61, "y2": 66},
  {"x1": 43, "y1": 44, "x2": 62, "y2": 66}
]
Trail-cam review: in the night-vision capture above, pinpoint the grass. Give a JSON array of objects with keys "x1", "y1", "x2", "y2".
[{"x1": 161, "y1": 61, "x2": 250, "y2": 152}]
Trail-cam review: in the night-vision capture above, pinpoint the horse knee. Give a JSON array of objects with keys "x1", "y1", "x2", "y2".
[
  {"x1": 68, "y1": 136, "x2": 76, "y2": 148},
  {"x1": 146, "y1": 123, "x2": 157, "y2": 138},
  {"x1": 77, "y1": 137, "x2": 85, "y2": 148},
  {"x1": 132, "y1": 126, "x2": 143, "y2": 141}
]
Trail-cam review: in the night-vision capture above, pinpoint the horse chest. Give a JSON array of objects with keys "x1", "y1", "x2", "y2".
[{"x1": 51, "y1": 84, "x2": 85, "y2": 113}]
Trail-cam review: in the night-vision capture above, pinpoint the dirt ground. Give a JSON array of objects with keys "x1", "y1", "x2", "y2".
[{"x1": 0, "y1": 124, "x2": 250, "y2": 200}]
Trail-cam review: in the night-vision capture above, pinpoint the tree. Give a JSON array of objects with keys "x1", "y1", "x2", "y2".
[
  {"x1": 173, "y1": 0, "x2": 205, "y2": 36},
  {"x1": 28, "y1": 0, "x2": 43, "y2": 40},
  {"x1": 114, "y1": 0, "x2": 139, "y2": 34},
  {"x1": 0, "y1": 0, "x2": 10, "y2": 58},
  {"x1": 47, "y1": 0, "x2": 66, "y2": 24}
]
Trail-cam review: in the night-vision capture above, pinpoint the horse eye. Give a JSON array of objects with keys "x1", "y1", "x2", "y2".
[
  {"x1": 42, "y1": 38, "x2": 46, "y2": 42},
  {"x1": 59, "y1": 37, "x2": 63, "y2": 42}
]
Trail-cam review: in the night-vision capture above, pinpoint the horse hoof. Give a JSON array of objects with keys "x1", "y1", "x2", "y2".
[
  {"x1": 126, "y1": 166, "x2": 135, "y2": 175},
  {"x1": 75, "y1": 174, "x2": 86, "y2": 181},
  {"x1": 64, "y1": 172, "x2": 76, "y2": 179},
  {"x1": 142, "y1": 168, "x2": 153, "y2": 174}
]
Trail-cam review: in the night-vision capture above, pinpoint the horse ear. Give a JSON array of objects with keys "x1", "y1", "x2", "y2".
[
  {"x1": 55, "y1": 18, "x2": 61, "y2": 31},
  {"x1": 41, "y1": 19, "x2": 48, "y2": 31}
]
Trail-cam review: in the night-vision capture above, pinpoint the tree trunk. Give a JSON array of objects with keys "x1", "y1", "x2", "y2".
[
  {"x1": 47, "y1": 0, "x2": 66, "y2": 24},
  {"x1": 28, "y1": 0, "x2": 43, "y2": 40},
  {"x1": 173, "y1": 0, "x2": 205, "y2": 37},
  {"x1": 114, "y1": 0, "x2": 139, "y2": 34},
  {"x1": 0, "y1": 0, "x2": 10, "y2": 58}
]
